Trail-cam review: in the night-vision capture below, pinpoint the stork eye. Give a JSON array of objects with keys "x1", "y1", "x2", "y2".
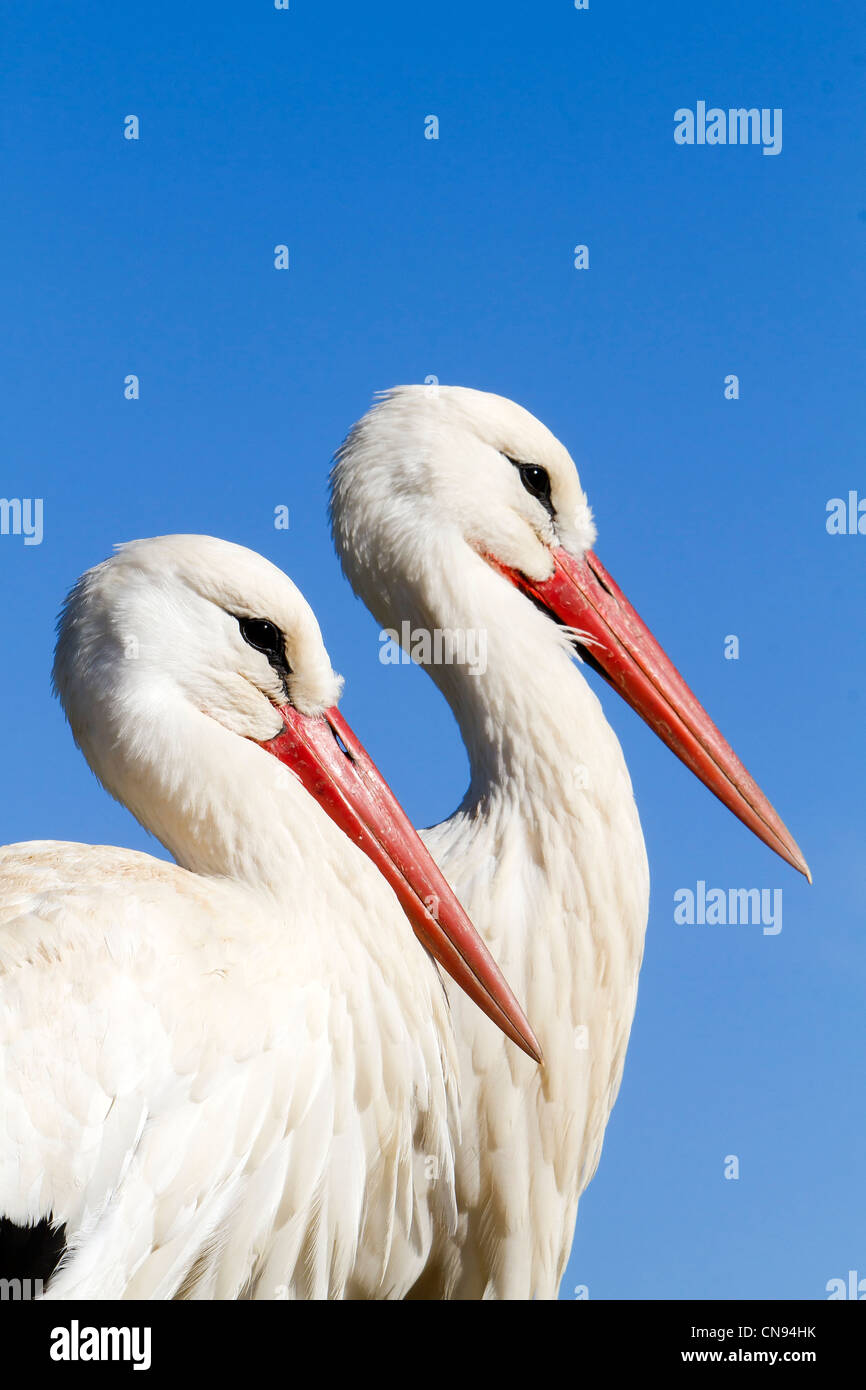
[
  {"x1": 505, "y1": 457, "x2": 554, "y2": 513},
  {"x1": 239, "y1": 618, "x2": 283, "y2": 659},
  {"x1": 518, "y1": 465, "x2": 551, "y2": 504}
]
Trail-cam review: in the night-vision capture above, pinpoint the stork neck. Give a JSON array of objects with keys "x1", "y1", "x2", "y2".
[
  {"x1": 391, "y1": 542, "x2": 615, "y2": 805},
  {"x1": 93, "y1": 692, "x2": 330, "y2": 899}
]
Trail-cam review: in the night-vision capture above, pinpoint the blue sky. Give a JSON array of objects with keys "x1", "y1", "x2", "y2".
[{"x1": 1, "y1": 1, "x2": 863, "y2": 1299}]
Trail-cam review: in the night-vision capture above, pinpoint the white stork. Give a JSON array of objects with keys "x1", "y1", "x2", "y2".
[
  {"x1": 330, "y1": 385, "x2": 810, "y2": 1299},
  {"x1": 0, "y1": 533, "x2": 538, "y2": 1300}
]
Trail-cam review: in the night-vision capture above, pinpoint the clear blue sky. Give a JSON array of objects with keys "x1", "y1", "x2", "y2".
[{"x1": 1, "y1": 1, "x2": 863, "y2": 1300}]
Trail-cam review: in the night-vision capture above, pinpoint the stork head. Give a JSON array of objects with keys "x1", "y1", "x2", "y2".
[
  {"x1": 331, "y1": 385, "x2": 594, "y2": 605},
  {"x1": 54, "y1": 534, "x2": 345, "y2": 748},
  {"x1": 331, "y1": 386, "x2": 810, "y2": 881},
  {"x1": 53, "y1": 534, "x2": 541, "y2": 1062}
]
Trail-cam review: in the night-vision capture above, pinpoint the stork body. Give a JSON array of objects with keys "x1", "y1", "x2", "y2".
[
  {"x1": 0, "y1": 534, "x2": 534, "y2": 1299},
  {"x1": 331, "y1": 385, "x2": 809, "y2": 1298},
  {"x1": 1, "y1": 840, "x2": 454, "y2": 1300}
]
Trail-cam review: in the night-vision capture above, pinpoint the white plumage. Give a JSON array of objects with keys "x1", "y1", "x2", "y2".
[
  {"x1": 0, "y1": 533, "x2": 529, "y2": 1300},
  {"x1": 331, "y1": 384, "x2": 809, "y2": 1299}
]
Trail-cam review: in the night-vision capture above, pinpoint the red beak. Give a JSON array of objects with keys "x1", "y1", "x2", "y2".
[
  {"x1": 493, "y1": 547, "x2": 810, "y2": 882},
  {"x1": 259, "y1": 703, "x2": 542, "y2": 1062}
]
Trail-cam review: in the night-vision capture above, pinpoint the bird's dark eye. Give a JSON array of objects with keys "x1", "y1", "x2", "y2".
[
  {"x1": 518, "y1": 465, "x2": 551, "y2": 504},
  {"x1": 505, "y1": 457, "x2": 554, "y2": 514},
  {"x1": 239, "y1": 617, "x2": 283, "y2": 659},
  {"x1": 238, "y1": 616, "x2": 292, "y2": 689}
]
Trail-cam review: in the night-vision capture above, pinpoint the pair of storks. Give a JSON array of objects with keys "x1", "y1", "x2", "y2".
[{"x1": 0, "y1": 386, "x2": 808, "y2": 1299}]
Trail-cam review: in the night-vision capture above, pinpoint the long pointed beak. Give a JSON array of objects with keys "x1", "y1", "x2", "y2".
[
  {"x1": 496, "y1": 547, "x2": 811, "y2": 882},
  {"x1": 259, "y1": 703, "x2": 542, "y2": 1062}
]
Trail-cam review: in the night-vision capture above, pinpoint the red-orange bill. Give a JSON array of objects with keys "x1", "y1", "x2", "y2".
[
  {"x1": 493, "y1": 546, "x2": 810, "y2": 882},
  {"x1": 259, "y1": 702, "x2": 542, "y2": 1062}
]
